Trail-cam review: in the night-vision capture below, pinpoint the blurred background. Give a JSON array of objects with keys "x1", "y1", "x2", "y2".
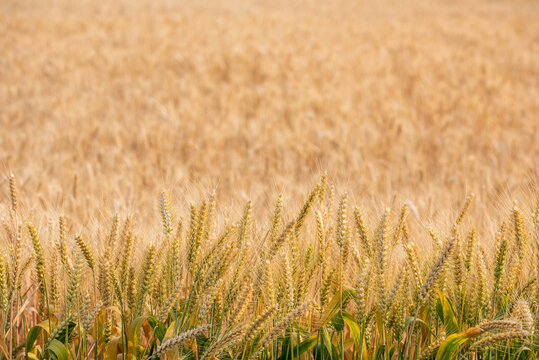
[{"x1": 1, "y1": 0, "x2": 538, "y2": 233}]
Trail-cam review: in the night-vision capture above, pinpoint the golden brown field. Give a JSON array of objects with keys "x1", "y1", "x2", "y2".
[{"x1": 0, "y1": 0, "x2": 538, "y2": 359}]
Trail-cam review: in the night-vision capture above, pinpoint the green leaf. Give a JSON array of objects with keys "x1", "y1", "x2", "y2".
[
  {"x1": 331, "y1": 312, "x2": 345, "y2": 331},
  {"x1": 436, "y1": 298, "x2": 444, "y2": 322},
  {"x1": 26, "y1": 320, "x2": 51, "y2": 353},
  {"x1": 154, "y1": 322, "x2": 167, "y2": 342},
  {"x1": 320, "y1": 328, "x2": 338, "y2": 360},
  {"x1": 435, "y1": 333, "x2": 469, "y2": 360},
  {"x1": 316, "y1": 287, "x2": 356, "y2": 330},
  {"x1": 297, "y1": 335, "x2": 318, "y2": 356},
  {"x1": 313, "y1": 343, "x2": 330, "y2": 360},
  {"x1": 26, "y1": 326, "x2": 43, "y2": 353},
  {"x1": 46, "y1": 339, "x2": 69, "y2": 360},
  {"x1": 388, "y1": 343, "x2": 398, "y2": 359},
  {"x1": 436, "y1": 292, "x2": 459, "y2": 335},
  {"x1": 342, "y1": 311, "x2": 368, "y2": 359},
  {"x1": 128, "y1": 315, "x2": 156, "y2": 357},
  {"x1": 341, "y1": 312, "x2": 360, "y2": 344},
  {"x1": 341, "y1": 311, "x2": 367, "y2": 358},
  {"x1": 404, "y1": 316, "x2": 434, "y2": 335},
  {"x1": 330, "y1": 343, "x2": 339, "y2": 360},
  {"x1": 146, "y1": 316, "x2": 167, "y2": 342},
  {"x1": 279, "y1": 333, "x2": 292, "y2": 360},
  {"x1": 375, "y1": 345, "x2": 386, "y2": 360},
  {"x1": 279, "y1": 334, "x2": 318, "y2": 360}
]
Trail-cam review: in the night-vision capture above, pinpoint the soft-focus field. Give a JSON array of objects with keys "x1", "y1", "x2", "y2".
[
  {"x1": 1, "y1": 0, "x2": 538, "y2": 225},
  {"x1": 1, "y1": 0, "x2": 539, "y2": 359}
]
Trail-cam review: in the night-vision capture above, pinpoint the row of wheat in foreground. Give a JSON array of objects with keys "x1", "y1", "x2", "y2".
[{"x1": 1, "y1": 174, "x2": 538, "y2": 359}]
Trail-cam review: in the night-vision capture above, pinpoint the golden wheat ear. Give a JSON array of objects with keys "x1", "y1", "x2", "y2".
[
  {"x1": 0, "y1": 256, "x2": 7, "y2": 313},
  {"x1": 160, "y1": 189, "x2": 174, "y2": 236},
  {"x1": 28, "y1": 223, "x2": 48, "y2": 317},
  {"x1": 75, "y1": 235, "x2": 95, "y2": 271},
  {"x1": 8, "y1": 174, "x2": 17, "y2": 214},
  {"x1": 469, "y1": 330, "x2": 532, "y2": 352},
  {"x1": 335, "y1": 194, "x2": 349, "y2": 264},
  {"x1": 154, "y1": 325, "x2": 209, "y2": 358}
]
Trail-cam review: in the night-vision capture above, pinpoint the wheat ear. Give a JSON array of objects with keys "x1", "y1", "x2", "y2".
[{"x1": 152, "y1": 325, "x2": 209, "y2": 358}]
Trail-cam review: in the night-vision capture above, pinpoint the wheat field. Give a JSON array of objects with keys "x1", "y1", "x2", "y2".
[{"x1": 1, "y1": 0, "x2": 539, "y2": 358}]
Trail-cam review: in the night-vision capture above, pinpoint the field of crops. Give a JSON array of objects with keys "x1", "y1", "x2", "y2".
[{"x1": 1, "y1": 0, "x2": 538, "y2": 358}]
